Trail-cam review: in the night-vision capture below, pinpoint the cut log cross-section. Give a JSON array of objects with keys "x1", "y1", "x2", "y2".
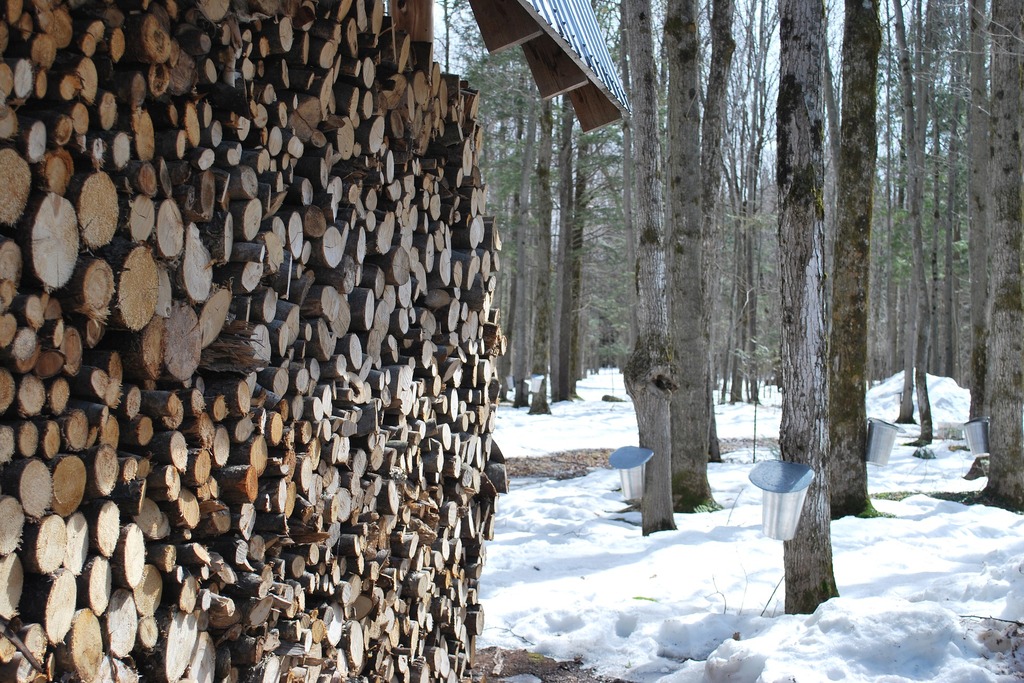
[{"x1": 21, "y1": 193, "x2": 79, "y2": 291}]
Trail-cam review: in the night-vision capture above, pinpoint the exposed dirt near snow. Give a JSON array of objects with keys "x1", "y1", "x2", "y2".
[
  {"x1": 503, "y1": 440, "x2": 778, "y2": 480},
  {"x1": 472, "y1": 647, "x2": 629, "y2": 683},
  {"x1": 504, "y1": 449, "x2": 614, "y2": 479}
]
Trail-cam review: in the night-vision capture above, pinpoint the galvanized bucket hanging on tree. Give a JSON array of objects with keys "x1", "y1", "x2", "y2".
[
  {"x1": 609, "y1": 446, "x2": 655, "y2": 502},
  {"x1": 964, "y1": 417, "x2": 990, "y2": 456},
  {"x1": 865, "y1": 417, "x2": 899, "y2": 466},
  {"x1": 749, "y1": 460, "x2": 815, "y2": 540}
]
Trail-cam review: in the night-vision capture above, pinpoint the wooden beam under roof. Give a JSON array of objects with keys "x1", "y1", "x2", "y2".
[
  {"x1": 467, "y1": 0, "x2": 545, "y2": 53},
  {"x1": 522, "y1": 33, "x2": 589, "y2": 99},
  {"x1": 396, "y1": 0, "x2": 629, "y2": 130},
  {"x1": 569, "y1": 81, "x2": 623, "y2": 131}
]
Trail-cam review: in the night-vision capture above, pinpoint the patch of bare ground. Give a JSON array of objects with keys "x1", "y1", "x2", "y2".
[
  {"x1": 473, "y1": 647, "x2": 628, "y2": 683},
  {"x1": 504, "y1": 449, "x2": 614, "y2": 479},
  {"x1": 503, "y1": 440, "x2": 779, "y2": 481}
]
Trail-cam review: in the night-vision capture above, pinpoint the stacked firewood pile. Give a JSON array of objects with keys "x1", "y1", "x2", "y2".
[{"x1": 0, "y1": 0, "x2": 508, "y2": 679}]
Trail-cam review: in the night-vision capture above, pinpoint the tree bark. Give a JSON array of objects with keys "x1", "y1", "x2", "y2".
[
  {"x1": 777, "y1": 0, "x2": 837, "y2": 613},
  {"x1": 828, "y1": 0, "x2": 880, "y2": 519},
  {"x1": 983, "y1": 0, "x2": 1024, "y2": 507},
  {"x1": 568, "y1": 136, "x2": 588, "y2": 388},
  {"x1": 621, "y1": 0, "x2": 637, "y2": 353},
  {"x1": 622, "y1": 0, "x2": 676, "y2": 535},
  {"x1": 943, "y1": 86, "x2": 961, "y2": 379},
  {"x1": 892, "y1": 0, "x2": 934, "y2": 442},
  {"x1": 967, "y1": 0, "x2": 990, "y2": 419},
  {"x1": 550, "y1": 100, "x2": 575, "y2": 403},
  {"x1": 530, "y1": 100, "x2": 555, "y2": 416},
  {"x1": 666, "y1": 0, "x2": 714, "y2": 512},
  {"x1": 700, "y1": 0, "x2": 735, "y2": 464},
  {"x1": 511, "y1": 103, "x2": 538, "y2": 408}
]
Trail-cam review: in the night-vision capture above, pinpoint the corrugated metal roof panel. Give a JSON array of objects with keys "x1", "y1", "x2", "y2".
[{"x1": 524, "y1": 0, "x2": 630, "y2": 114}]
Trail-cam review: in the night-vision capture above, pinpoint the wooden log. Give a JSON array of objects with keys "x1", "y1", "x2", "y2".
[
  {"x1": 22, "y1": 567, "x2": 77, "y2": 645},
  {"x1": 101, "y1": 240, "x2": 158, "y2": 331},
  {"x1": 111, "y1": 523, "x2": 146, "y2": 589},
  {"x1": 55, "y1": 608, "x2": 103, "y2": 682},
  {"x1": 0, "y1": 147, "x2": 31, "y2": 226},
  {"x1": 63, "y1": 511, "x2": 89, "y2": 575},
  {"x1": 18, "y1": 193, "x2": 79, "y2": 291},
  {"x1": 1, "y1": 458, "x2": 51, "y2": 518},
  {"x1": 104, "y1": 588, "x2": 138, "y2": 658},
  {"x1": 0, "y1": 553, "x2": 22, "y2": 620},
  {"x1": 22, "y1": 513, "x2": 67, "y2": 574},
  {"x1": 50, "y1": 454, "x2": 86, "y2": 516},
  {"x1": 67, "y1": 171, "x2": 119, "y2": 249}
]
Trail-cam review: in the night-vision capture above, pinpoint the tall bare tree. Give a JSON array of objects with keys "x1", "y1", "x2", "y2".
[
  {"x1": 983, "y1": 0, "x2": 1024, "y2": 508},
  {"x1": 511, "y1": 104, "x2": 538, "y2": 408},
  {"x1": 828, "y1": 0, "x2": 881, "y2": 518},
  {"x1": 777, "y1": 0, "x2": 837, "y2": 613},
  {"x1": 700, "y1": 0, "x2": 736, "y2": 463},
  {"x1": 530, "y1": 101, "x2": 555, "y2": 415},
  {"x1": 621, "y1": 0, "x2": 637, "y2": 352},
  {"x1": 623, "y1": 0, "x2": 677, "y2": 535},
  {"x1": 550, "y1": 100, "x2": 575, "y2": 403},
  {"x1": 892, "y1": 0, "x2": 935, "y2": 443},
  {"x1": 967, "y1": 0, "x2": 990, "y2": 419},
  {"x1": 666, "y1": 0, "x2": 714, "y2": 511}
]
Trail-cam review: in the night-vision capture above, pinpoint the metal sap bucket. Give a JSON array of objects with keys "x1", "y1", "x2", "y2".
[
  {"x1": 866, "y1": 418, "x2": 899, "y2": 466},
  {"x1": 964, "y1": 417, "x2": 990, "y2": 456},
  {"x1": 749, "y1": 460, "x2": 814, "y2": 541},
  {"x1": 609, "y1": 446, "x2": 655, "y2": 502},
  {"x1": 530, "y1": 374, "x2": 545, "y2": 393}
]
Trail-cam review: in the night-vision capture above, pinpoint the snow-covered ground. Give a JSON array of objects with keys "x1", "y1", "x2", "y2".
[{"x1": 482, "y1": 369, "x2": 1024, "y2": 682}]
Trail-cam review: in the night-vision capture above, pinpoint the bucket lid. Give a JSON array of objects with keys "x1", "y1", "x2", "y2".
[
  {"x1": 749, "y1": 460, "x2": 814, "y2": 493},
  {"x1": 966, "y1": 416, "x2": 990, "y2": 425},
  {"x1": 867, "y1": 417, "x2": 899, "y2": 430},
  {"x1": 609, "y1": 446, "x2": 655, "y2": 470}
]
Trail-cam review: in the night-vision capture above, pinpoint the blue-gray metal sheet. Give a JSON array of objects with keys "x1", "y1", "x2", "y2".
[
  {"x1": 748, "y1": 460, "x2": 814, "y2": 493},
  {"x1": 519, "y1": 0, "x2": 630, "y2": 113},
  {"x1": 609, "y1": 446, "x2": 654, "y2": 470}
]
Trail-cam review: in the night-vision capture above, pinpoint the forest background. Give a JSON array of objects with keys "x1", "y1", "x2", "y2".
[
  {"x1": 443, "y1": 0, "x2": 1020, "y2": 613},
  {"x1": 445, "y1": 0, "x2": 976, "y2": 408}
]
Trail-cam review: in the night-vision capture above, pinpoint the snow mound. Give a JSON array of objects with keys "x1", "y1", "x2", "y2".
[
  {"x1": 866, "y1": 372, "x2": 971, "y2": 426},
  {"x1": 704, "y1": 598, "x2": 996, "y2": 683}
]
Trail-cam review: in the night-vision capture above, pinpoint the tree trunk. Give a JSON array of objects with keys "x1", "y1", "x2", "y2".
[
  {"x1": 530, "y1": 101, "x2": 555, "y2": 416},
  {"x1": 623, "y1": 0, "x2": 676, "y2": 536},
  {"x1": 512, "y1": 104, "x2": 538, "y2": 408},
  {"x1": 983, "y1": 0, "x2": 1024, "y2": 507},
  {"x1": 777, "y1": 0, "x2": 837, "y2": 614},
  {"x1": 943, "y1": 87, "x2": 961, "y2": 378},
  {"x1": 666, "y1": 0, "x2": 714, "y2": 512},
  {"x1": 621, "y1": 0, "x2": 638, "y2": 353},
  {"x1": 744, "y1": 222, "x2": 759, "y2": 403},
  {"x1": 828, "y1": 0, "x2": 880, "y2": 519},
  {"x1": 929, "y1": 113, "x2": 942, "y2": 373},
  {"x1": 898, "y1": 282, "x2": 916, "y2": 422},
  {"x1": 550, "y1": 100, "x2": 575, "y2": 403},
  {"x1": 568, "y1": 137, "x2": 588, "y2": 391},
  {"x1": 967, "y1": 0, "x2": 990, "y2": 419},
  {"x1": 700, "y1": 0, "x2": 735, "y2": 464},
  {"x1": 912, "y1": 0, "x2": 937, "y2": 444},
  {"x1": 892, "y1": 0, "x2": 933, "y2": 441}
]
